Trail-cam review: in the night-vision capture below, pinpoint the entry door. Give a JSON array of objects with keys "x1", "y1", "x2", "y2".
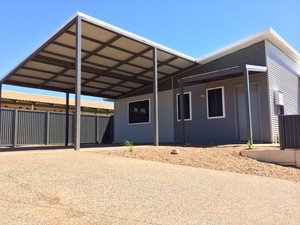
[{"x1": 235, "y1": 83, "x2": 261, "y2": 141}]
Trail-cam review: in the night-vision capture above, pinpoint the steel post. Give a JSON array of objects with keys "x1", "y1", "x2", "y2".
[
  {"x1": 153, "y1": 48, "x2": 159, "y2": 146},
  {"x1": 75, "y1": 16, "x2": 82, "y2": 150},
  {"x1": 244, "y1": 67, "x2": 253, "y2": 145},
  {"x1": 65, "y1": 92, "x2": 69, "y2": 146},
  {"x1": 179, "y1": 80, "x2": 185, "y2": 144}
]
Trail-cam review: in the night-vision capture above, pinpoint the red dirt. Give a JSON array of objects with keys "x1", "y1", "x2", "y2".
[{"x1": 98, "y1": 145, "x2": 300, "y2": 182}]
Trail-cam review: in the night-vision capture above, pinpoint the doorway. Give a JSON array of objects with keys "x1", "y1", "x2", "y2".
[{"x1": 235, "y1": 83, "x2": 262, "y2": 141}]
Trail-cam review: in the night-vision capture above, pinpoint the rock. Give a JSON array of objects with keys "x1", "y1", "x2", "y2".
[{"x1": 171, "y1": 149, "x2": 179, "y2": 154}]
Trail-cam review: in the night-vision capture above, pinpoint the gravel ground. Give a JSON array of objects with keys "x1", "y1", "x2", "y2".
[
  {"x1": 0, "y1": 149, "x2": 300, "y2": 225},
  {"x1": 97, "y1": 145, "x2": 300, "y2": 182}
]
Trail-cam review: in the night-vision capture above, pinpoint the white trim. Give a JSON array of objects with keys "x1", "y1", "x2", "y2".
[
  {"x1": 206, "y1": 86, "x2": 226, "y2": 119},
  {"x1": 176, "y1": 92, "x2": 192, "y2": 121},
  {"x1": 127, "y1": 98, "x2": 151, "y2": 125}
]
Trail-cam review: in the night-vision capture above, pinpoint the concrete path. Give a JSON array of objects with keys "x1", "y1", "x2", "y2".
[{"x1": 0, "y1": 149, "x2": 299, "y2": 225}]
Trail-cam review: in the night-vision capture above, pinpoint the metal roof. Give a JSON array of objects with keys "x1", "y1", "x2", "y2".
[
  {"x1": 180, "y1": 65, "x2": 267, "y2": 84},
  {"x1": 0, "y1": 12, "x2": 198, "y2": 99}
]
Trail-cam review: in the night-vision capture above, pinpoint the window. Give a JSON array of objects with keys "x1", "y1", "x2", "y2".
[
  {"x1": 177, "y1": 92, "x2": 192, "y2": 121},
  {"x1": 128, "y1": 99, "x2": 150, "y2": 124},
  {"x1": 206, "y1": 87, "x2": 225, "y2": 119}
]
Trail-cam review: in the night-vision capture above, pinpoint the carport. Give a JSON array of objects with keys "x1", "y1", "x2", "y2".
[{"x1": 0, "y1": 12, "x2": 198, "y2": 150}]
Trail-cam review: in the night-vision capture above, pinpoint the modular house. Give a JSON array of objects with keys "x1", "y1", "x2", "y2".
[
  {"x1": 114, "y1": 28, "x2": 300, "y2": 144},
  {"x1": 1, "y1": 13, "x2": 299, "y2": 149}
]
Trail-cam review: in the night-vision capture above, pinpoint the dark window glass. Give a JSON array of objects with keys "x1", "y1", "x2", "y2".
[
  {"x1": 129, "y1": 100, "x2": 150, "y2": 124},
  {"x1": 177, "y1": 93, "x2": 191, "y2": 120},
  {"x1": 207, "y1": 88, "x2": 223, "y2": 117}
]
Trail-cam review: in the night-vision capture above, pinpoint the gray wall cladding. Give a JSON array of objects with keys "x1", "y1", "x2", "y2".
[
  {"x1": 173, "y1": 74, "x2": 271, "y2": 144},
  {"x1": 114, "y1": 90, "x2": 174, "y2": 143},
  {"x1": 266, "y1": 41, "x2": 300, "y2": 142},
  {"x1": 173, "y1": 41, "x2": 267, "y2": 88}
]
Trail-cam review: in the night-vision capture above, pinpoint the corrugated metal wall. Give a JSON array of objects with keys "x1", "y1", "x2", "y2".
[
  {"x1": 17, "y1": 110, "x2": 46, "y2": 145},
  {"x1": 0, "y1": 109, "x2": 14, "y2": 146},
  {"x1": 0, "y1": 109, "x2": 113, "y2": 147},
  {"x1": 81, "y1": 115, "x2": 97, "y2": 143},
  {"x1": 98, "y1": 116, "x2": 113, "y2": 143},
  {"x1": 279, "y1": 115, "x2": 300, "y2": 149},
  {"x1": 49, "y1": 113, "x2": 66, "y2": 144},
  {"x1": 266, "y1": 41, "x2": 300, "y2": 142}
]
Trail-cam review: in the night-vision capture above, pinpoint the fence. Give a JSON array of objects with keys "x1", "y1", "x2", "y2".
[
  {"x1": 0, "y1": 108, "x2": 113, "y2": 147},
  {"x1": 279, "y1": 115, "x2": 300, "y2": 150}
]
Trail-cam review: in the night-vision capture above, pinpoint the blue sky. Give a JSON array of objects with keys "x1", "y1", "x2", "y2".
[{"x1": 0, "y1": 0, "x2": 299, "y2": 102}]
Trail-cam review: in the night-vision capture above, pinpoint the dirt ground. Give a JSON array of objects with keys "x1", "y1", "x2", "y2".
[{"x1": 97, "y1": 145, "x2": 300, "y2": 182}]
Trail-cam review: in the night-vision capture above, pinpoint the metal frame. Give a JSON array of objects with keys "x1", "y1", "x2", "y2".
[
  {"x1": 75, "y1": 16, "x2": 82, "y2": 150},
  {"x1": 65, "y1": 92, "x2": 70, "y2": 146},
  {"x1": 0, "y1": 13, "x2": 201, "y2": 150},
  {"x1": 153, "y1": 48, "x2": 159, "y2": 146},
  {"x1": 178, "y1": 64, "x2": 267, "y2": 145}
]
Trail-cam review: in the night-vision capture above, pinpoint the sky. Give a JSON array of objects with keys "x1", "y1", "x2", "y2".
[{"x1": 0, "y1": 0, "x2": 299, "y2": 102}]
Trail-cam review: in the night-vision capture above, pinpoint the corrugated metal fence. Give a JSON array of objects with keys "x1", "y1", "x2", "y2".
[
  {"x1": 0, "y1": 108, "x2": 113, "y2": 147},
  {"x1": 279, "y1": 115, "x2": 300, "y2": 150}
]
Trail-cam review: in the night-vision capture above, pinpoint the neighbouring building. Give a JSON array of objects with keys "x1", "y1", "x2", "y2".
[{"x1": 1, "y1": 90, "x2": 113, "y2": 115}]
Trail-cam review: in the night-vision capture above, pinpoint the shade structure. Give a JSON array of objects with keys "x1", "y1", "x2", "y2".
[
  {"x1": 0, "y1": 12, "x2": 198, "y2": 99},
  {"x1": 0, "y1": 12, "x2": 200, "y2": 150}
]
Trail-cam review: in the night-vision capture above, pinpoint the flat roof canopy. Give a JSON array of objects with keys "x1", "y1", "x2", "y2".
[
  {"x1": 180, "y1": 64, "x2": 267, "y2": 84},
  {"x1": 1, "y1": 12, "x2": 198, "y2": 99}
]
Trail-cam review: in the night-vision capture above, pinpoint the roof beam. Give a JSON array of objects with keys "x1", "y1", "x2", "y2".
[
  {"x1": 32, "y1": 55, "x2": 149, "y2": 85},
  {"x1": 64, "y1": 30, "x2": 182, "y2": 69},
  {"x1": 116, "y1": 63, "x2": 201, "y2": 99},
  {"x1": 81, "y1": 35, "x2": 121, "y2": 61},
  {"x1": 81, "y1": 47, "x2": 152, "y2": 92},
  {"x1": 97, "y1": 56, "x2": 179, "y2": 96}
]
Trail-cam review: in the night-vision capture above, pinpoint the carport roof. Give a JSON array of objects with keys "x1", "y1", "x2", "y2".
[{"x1": 0, "y1": 12, "x2": 198, "y2": 99}]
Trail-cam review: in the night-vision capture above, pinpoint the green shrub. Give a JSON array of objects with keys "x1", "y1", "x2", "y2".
[
  {"x1": 124, "y1": 140, "x2": 134, "y2": 152},
  {"x1": 247, "y1": 140, "x2": 253, "y2": 150}
]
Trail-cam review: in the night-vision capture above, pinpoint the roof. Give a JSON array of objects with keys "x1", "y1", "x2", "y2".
[
  {"x1": 196, "y1": 28, "x2": 300, "y2": 67},
  {"x1": 180, "y1": 65, "x2": 267, "y2": 84},
  {"x1": 2, "y1": 90, "x2": 114, "y2": 110},
  {"x1": 0, "y1": 12, "x2": 198, "y2": 99},
  {"x1": 1, "y1": 13, "x2": 299, "y2": 98}
]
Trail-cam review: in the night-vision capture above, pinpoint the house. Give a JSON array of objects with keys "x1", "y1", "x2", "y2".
[
  {"x1": 114, "y1": 28, "x2": 300, "y2": 144},
  {"x1": 0, "y1": 12, "x2": 299, "y2": 149},
  {"x1": 1, "y1": 90, "x2": 113, "y2": 115}
]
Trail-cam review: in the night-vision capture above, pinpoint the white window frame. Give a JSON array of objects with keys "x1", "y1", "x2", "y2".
[
  {"x1": 128, "y1": 98, "x2": 151, "y2": 125},
  {"x1": 176, "y1": 92, "x2": 192, "y2": 121},
  {"x1": 206, "y1": 86, "x2": 225, "y2": 119}
]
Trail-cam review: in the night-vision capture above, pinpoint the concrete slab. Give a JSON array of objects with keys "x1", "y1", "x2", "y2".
[{"x1": 0, "y1": 150, "x2": 299, "y2": 225}]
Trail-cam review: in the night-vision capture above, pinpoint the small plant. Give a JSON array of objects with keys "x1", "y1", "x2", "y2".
[
  {"x1": 198, "y1": 149, "x2": 206, "y2": 154},
  {"x1": 247, "y1": 140, "x2": 253, "y2": 150},
  {"x1": 124, "y1": 140, "x2": 134, "y2": 152}
]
